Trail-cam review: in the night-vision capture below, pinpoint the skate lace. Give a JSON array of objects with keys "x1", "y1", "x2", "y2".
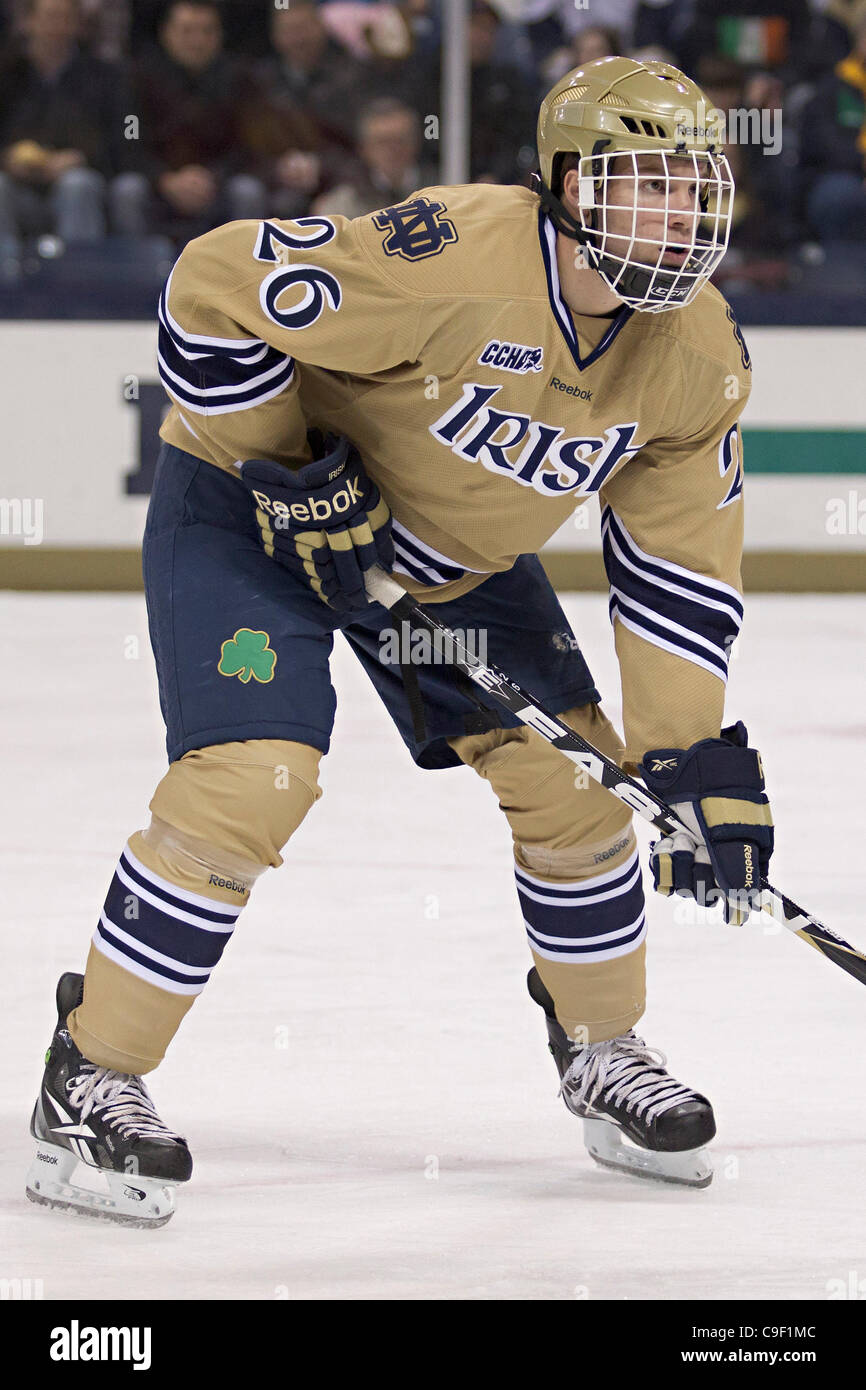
[
  {"x1": 560, "y1": 1031, "x2": 700, "y2": 1124},
  {"x1": 66, "y1": 1064, "x2": 184, "y2": 1142}
]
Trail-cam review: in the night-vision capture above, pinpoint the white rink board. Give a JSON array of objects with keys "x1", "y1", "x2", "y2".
[
  {"x1": 2, "y1": 591, "x2": 865, "y2": 1301},
  {"x1": 0, "y1": 323, "x2": 863, "y2": 553}
]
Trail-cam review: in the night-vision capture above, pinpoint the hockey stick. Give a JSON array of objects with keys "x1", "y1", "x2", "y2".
[{"x1": 364, "y1": 566, "x2": 866, "y2": 987}]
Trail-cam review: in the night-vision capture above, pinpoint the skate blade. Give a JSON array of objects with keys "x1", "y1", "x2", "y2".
[
  {"x1": 26, "y1": 1142, "x2": 177, "y2": 1229},
  {"x1": 583, "y1": 1118, "x2": 713, "y2": 1189}
]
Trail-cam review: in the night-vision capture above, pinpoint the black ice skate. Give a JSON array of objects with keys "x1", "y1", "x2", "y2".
[
  {"x1": 528, "y1": 968, "x2": 715, "y2": 1188},
  {"x1": 25, "y1": 972, "x2": 192, "y2": 1228}
]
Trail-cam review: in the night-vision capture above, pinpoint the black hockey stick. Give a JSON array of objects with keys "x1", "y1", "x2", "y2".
[{"x1": 364, "y1": 566, "x2": 866, "y2": 988}]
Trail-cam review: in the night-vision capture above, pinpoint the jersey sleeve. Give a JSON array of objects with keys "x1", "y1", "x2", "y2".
[
  {"x1": 599, "y1": 345, "x2": 748, "y2": 771},
  {"x1": 157, "y1": 214, "x2": 424, "y2": 471}
]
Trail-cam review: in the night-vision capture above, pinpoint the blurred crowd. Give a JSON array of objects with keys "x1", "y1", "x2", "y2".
[{"x1": 1, "y1": 0, "x2": 865, "y2": 294}]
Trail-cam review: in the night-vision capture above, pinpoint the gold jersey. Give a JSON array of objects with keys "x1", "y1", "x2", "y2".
[{"x1": 157, "y1": 183, "x2": 750, "y2": 761}]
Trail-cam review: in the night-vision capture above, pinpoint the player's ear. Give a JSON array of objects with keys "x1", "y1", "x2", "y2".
[{"x1": 561, "y1": 167, "x2": 581, "y2": 216}]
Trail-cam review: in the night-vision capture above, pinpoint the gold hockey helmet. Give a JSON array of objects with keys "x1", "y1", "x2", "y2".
[{"x1": 536, "y1": 56, "x2": 735, "y2": 312}]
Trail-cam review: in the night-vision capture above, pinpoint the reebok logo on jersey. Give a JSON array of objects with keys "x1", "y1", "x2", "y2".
[
  {"x1": 478, "y1": 340, "x2": 544, "y2": 374},
  {"x1": 550, "y1": 376, "x2": 593, "y2": 402},
  {"x1": 430, "y1": 383, "x2": 642, "y2": 498},
  {"x1": 252, "y1": 475, "x2": 363, "y2": 525}
]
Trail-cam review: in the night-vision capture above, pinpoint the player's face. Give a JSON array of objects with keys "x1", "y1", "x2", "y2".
[{"x1": 600, "y1": 154, "x2": 707, "y2": 271}]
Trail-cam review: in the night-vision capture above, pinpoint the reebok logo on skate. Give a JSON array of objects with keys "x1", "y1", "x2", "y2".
[
  {"x1": 252, "y1": 475, "x2": 363, "y2": 526},
  {"x1": 50, "y1": 1320, "x2": 151, "y2": 1371}
]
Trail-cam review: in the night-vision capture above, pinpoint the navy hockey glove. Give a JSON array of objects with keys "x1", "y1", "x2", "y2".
[
  {"x1": 240, "y1": 436, "x2": 393, "y2": 613},
  {"x1": 639, "y1": 722, "x2": 774, "y2": 925}
]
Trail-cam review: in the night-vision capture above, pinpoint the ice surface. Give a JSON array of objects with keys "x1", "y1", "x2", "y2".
[{"x1": 2, "y1": 592, "x2": 865, "y2": 1301}]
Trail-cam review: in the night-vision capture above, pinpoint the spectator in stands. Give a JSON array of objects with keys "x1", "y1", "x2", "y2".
[
  {"x1": 311, "y1": 96, "x2": 437, "y2": 218},
  {"x1": 800, "y1": 8, "x2": 866, "y2": 240},
  {"x1": 80, "y1": 0, "x2": 130, "y2": 64},
  {"x1": 680, "y1": 0, "x2": 813, "y2": 86},
  {"x1": 632, "y1": 0, "x2": 691, "y2": 64},
  {"x1": 128, "y1": 0, "x2": 270, "y2": 58},
  {"x1": 238, "y1": 95, "x2": 329, "y2": 224},
  {"x1": 0, "y1": 0, "x2": 137, "y2": 260},
  {"x1": 697, "y1": 54, "x2": 797, "y2": 288},
  {"x1": 318, "y1": 2, "x2": 413, "y2": 63},
  {"x1": 422, "y1": 0, "x2": 537, "y2": 184},
  {"x1": 257, "y1": 0, "x2": 373, "y2": 150},
  {"x1": 471, "y1": 2, "x2": 541, "y2": 182},
  {"x1": 824, "y1": 1, "x2": 866, "y2": 61},
  {"x1": 532, "y1": 0, "x2": 635, "y2": 52},
  {"x1": 391, "y1": 0, "x2": 538, "y2": 183},
  {"x1": 126, "y1": 0, "x2": 264, "y2": 246},
  {"x1": 240, "y1": 0, "x2": 378, "y2": 220},
  {"x1": 540, "y1": 22, "x2": 621, "y2": 87},
  {"x1": 572, "y1": 24, "x2": 621, "y2": 65}
]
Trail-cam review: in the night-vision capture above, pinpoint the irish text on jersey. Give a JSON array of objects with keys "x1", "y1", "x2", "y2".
[{"x1": 429, "y1": 383, "x2": 643, "y2": 497}]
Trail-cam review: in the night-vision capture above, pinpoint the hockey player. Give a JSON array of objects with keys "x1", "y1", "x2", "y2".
[{"x1": 27, "y1": 56, "x2": 774, "y2": 1223}]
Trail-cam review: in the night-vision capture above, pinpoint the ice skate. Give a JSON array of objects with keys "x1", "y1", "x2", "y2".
[
  {"x1": 26, "y1": 972, "x2": 192, "y2": 1228},
  {"x1": 528, "y1": 968, "x2": 714, "y2": 1188}
]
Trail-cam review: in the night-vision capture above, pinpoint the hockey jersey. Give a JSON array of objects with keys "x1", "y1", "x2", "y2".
[{"x1": 157, "y1": 183, "x2": 750, "y2": 763}]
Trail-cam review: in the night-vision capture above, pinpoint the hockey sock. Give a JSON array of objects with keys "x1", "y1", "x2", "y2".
[
  {"x1": 67, "y1": 828, "x2": 259, "y2": 1074},
  {"x1": 516, "y1": 840, "x2": 647, "y2": 1043}
]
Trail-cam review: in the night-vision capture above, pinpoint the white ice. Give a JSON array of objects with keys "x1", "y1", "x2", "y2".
[{"x1": 2, "y1": 592, "x2": 865, "y2": 1301}]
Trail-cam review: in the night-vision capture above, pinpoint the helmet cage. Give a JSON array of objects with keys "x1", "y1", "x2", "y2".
[{"x1": 573, "y1": 147, "x2": 734, "y2": 311}]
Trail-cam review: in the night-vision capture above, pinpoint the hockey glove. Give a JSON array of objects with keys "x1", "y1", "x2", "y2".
[
  {"x1": 639, "y1": 722, "x2": 774, "y2": 925},
  {"x1": 240, "y1": 436, "x2": 394, "y2": 613}
]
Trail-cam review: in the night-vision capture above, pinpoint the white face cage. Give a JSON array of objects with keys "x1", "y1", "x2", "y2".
[{"x1": 574, "y1": 147, "x2": 735, "y2": 312}]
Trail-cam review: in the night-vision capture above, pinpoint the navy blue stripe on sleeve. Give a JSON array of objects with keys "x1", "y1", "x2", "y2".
[
  {"x1": 601, "y1": 506, "x2": 742, "y2": 681},
  {"x1": 157, "y1": 277, "x2": 294, "y2": 415}
]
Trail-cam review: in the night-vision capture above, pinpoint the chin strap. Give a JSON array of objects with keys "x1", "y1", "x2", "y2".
[{"x1": 531, "y1": 172, "x2": 586, "y2": 242}]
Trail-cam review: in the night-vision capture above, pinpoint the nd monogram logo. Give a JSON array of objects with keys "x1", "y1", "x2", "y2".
[
  {"x1": 373, "y1": 197, "x2": 457, "y2": 261},
  {"x1": 429, "y1": 383, "x2": 643, "y2": 498}
]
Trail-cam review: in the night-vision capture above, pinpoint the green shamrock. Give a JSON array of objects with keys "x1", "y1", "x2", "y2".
[{"x1": 218, "y1": 629, "x2": 277, "y2": 684}]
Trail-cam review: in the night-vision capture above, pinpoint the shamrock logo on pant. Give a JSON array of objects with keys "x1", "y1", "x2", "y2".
[{"x1": 218, "y1": 629, "x2": 277, "y2": 684}]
